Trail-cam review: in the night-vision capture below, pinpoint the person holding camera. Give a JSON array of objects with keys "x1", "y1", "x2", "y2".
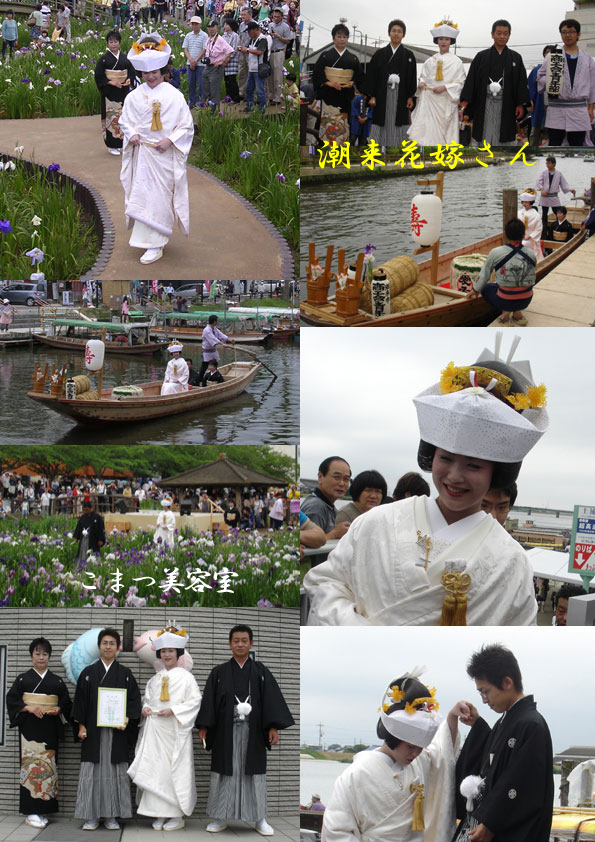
[{"x1": 197, "y1": 19, "x2": 235, "y2": 112}]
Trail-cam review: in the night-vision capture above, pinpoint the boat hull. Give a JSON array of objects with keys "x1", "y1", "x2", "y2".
[
  {"x1": 301, "y1": 230, "x2": 587, "y2": 327},
  {"x1": 150, "y1": 327, "x2": 270, "y2": 345},
  {"x1": 35, "y1": 334, "x2": 167, "y2": 355},
  {"x1": 26, "y1": 362, "x2": 261, "y2": 425}
]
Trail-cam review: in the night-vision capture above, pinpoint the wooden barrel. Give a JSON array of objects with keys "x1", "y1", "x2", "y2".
[
  {"x1": 450, "y1": 254, "x2": 487, "y2": 292},
  {"x1": 390, "y1": 282, "x2": 434, "y2": 313},
  {"x1": 76, "y1": 390, "x2": 99, "y2": 400},
  {"x1": 67, "y1": 374, "x2": 92, "y2": 395},
  {"x1": 360, "y1": 257, "x2": 418, "y2": 312}
]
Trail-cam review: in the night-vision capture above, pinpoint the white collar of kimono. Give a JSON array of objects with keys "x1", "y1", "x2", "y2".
[
  {"x1": 101, "y1": 658, "x2": 115, "y2": 671},
  {"x1": 33, "y1": 668, "x2": 48, "y2": 679},
  {"x1": 426, "y1": 496, "x2": 486, "y2": 541},
  {"x1": 390, "y1": 44, "x2": 400, "y2": 54},
  {"x1": 109, "y1": 49, "x2": 121, "y2": 60},
  {"x1": 234, "y1": 657, "x2": 249, "y2": 668},
  {"x1": 333, "y1": 47, "x2": 346, "y2": 56}
]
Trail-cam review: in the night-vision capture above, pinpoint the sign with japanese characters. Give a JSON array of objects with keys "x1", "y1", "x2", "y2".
[{"x1": 568, "y1": 505, "x2": 595, "y2": 573}]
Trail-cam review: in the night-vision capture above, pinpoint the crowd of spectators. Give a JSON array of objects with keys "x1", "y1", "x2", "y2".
[{"x1": 0, "y1": 471, "x2": 299, "y2": 531}]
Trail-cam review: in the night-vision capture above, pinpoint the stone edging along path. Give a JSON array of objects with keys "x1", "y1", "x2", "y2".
[{"x1": 0, "y1": 115, "x2": 294, "y2": 281}]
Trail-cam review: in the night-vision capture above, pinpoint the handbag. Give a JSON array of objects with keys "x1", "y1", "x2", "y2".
[
  {"x1": 27, "y1": 15, "x2": 36, "y2": 24},
  {"x1": 257, "y1": 38, "x2": 270, "y2": 78}
]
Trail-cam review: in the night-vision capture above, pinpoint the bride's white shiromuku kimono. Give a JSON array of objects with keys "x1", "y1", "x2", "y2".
[
  {"x1": 153, "y1": 509, "x2": 176, "y2": 546},
  {"x1": 161, "y1": 357, "x2": 189, "y2": 395},
  {"x1": 323, "y1": 721, "x2": 459, "y2": 842},
  {"x1": 128, "y1": 667, "x2": 202, "y2": 817},
  {"x1": 304, "y1": 495, "x2": 537, "y2": 626},
  {"x1": 520, "y1": 206, "x2": 544, "y2": 262},
  {"x1": 119, "y1": 81, "x2": 194, "y2": 248},
  {"x1": 407, "y1": 52, "x2": 466, "y2": 146}
]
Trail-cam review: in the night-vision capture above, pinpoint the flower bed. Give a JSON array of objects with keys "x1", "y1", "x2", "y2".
[
  {"x1": 0, "y1": 157, "x2": 100, "y2": 279},
  {"x1": 0, "y1": 516, "x2": 300, "y2": 608}
]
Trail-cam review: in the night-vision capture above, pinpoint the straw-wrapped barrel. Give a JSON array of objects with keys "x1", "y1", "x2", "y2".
[
  {"x1": 66, "y1": 375, "x2": 92, "y2": 395},
  {"x1": 390, "y1": 282, "x2": 434, "y2": 312},
  {"x1": 359, "y1": 256, "x2": 419, "y2": 312}
]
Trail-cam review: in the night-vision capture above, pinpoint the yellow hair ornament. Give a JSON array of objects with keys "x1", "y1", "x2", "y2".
[
  {"x1": 388, "y1": 685, "x2": 405, "y2": 703},
  {"x1": 506, "y1": 382, "x2": 547, "y2": 411}
]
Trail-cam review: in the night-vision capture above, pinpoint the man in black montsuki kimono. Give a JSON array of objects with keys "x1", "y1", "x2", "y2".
[
  {"x1": 72, "y1": 627, "x2": 142, "y2": 832},
  {"x1": 6, "y1": 638, "x2": 72, "y2": 830},
  {"x1": 460, "y1": 20, "x2": 529, "y2": 145},
  {"x1": 196, "y1": 624, "x2": 294, "y2": 835},
  {"x1": 453, "y1": 644, "x2": 553, "y2": 842},
  {"x1": 312, "y1": 23, "x2": 364, "y2": 117},
  {"x1": 73, "y1": 499, "x2": 106, "y2": 563},
  {"x1": 364, "y1": 18, "x2": 417, "y2": 147}
]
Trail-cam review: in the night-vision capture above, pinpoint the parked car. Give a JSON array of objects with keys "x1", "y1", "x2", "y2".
[
  {"x1": 1, "y1": 282, "x2": 46, "y2": 306},
  {"x1": 174, "y1": 283, "x2": 205, "y2": 301}
]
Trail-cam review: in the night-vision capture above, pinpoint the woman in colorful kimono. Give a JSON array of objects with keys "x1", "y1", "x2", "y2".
[
  {"x1": 323, "y1": 669, "x2": 467, "y2": 842},
  {"x1": 6, "y1": 638, "x2": 72, "y2": 829},
  {"x1": 94, "y1": 30, "x2": 136, "y2": 157}
]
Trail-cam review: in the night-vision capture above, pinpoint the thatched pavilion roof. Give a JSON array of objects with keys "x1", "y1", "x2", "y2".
[{"x1": 158, "y1": 455, "x2": 287, "y2": 489}]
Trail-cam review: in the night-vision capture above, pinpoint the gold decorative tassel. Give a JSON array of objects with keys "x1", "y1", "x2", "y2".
[
  {"x1": 410, "y1": 783, "x2": 425, "y2": 830},
  {"x1": 160, "y1": 675, "x2": 170, "y2": 701},
  {"x1": 151, "y1": 101, "x2": 162, "y2": 131},
  {"x1": 523, "y1": 215, "x2": 528, "y2": 231},
  {"x1": 435, "y1": 60, "x2": 444, "y2": 82},
  {"x1": 440, "y1": 571, "x2": 472, "y2": 626},
  {"x1": 173, "y1": 363, "x2": 177, "y2": 376}
]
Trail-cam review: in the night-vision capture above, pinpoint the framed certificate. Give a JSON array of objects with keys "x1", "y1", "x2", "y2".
[{"x1": 97, "y1": 687, "x2": 127, "y2": 728}]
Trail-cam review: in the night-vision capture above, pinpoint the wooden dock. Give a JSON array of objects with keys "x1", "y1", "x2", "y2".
[{"x1": 488, "y1": 235, "x2": 595, "y2": 327}]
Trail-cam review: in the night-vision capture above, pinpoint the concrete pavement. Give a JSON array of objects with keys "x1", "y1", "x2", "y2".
[{"x1": 0, "y1": 816, "x2": 298, "y2": 842}]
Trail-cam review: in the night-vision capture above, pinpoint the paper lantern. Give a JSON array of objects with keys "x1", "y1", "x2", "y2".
[
  {"x1": 85, "y1": 339, "x2": 105, "y2": 371},
  {"x1": 410, "y1": 192, "x2": 442, "y2": 247}
]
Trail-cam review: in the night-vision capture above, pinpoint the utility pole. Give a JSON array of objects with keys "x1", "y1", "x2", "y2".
[
  {"x1": 317, "y1": 722, "x2": 324, "y2": 749},
  {"x1": 305, "y1": 24, "x2": 313, "y2": 59}
]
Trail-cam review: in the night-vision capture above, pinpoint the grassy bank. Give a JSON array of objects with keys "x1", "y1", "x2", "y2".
[{"x1": 0, "y1": 159, "x2": 99, "y2": 280}]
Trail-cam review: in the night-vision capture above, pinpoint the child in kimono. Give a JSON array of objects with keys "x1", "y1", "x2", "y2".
[
  {"x1": 304, "y1": 334, "x2": 548, "y2": 626},
  {"x1": 324, "y1": 669, "x2": 467, "y2": 842}
]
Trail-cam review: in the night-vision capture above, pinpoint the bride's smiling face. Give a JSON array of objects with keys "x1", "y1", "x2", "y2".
[{"x1": 432, "y1": 448, "x2": 493, "y2": 524}]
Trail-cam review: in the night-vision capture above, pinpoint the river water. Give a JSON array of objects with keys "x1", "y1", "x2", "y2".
[
  {"x1": 300, "y1": 156, "x2": 594, "y2": 286},
  {"x1": 300, "y1": 756, "x2": 562, "y2": 808},
  {"x1": 0, "y1": 342, "x2": 299, "y2": 444}
]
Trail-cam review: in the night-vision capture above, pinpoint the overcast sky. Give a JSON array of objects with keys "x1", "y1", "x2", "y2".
[
  {"x1": 301, "y1": 0, "x2": 583, "y2": 66},
  {"x1": 300, "y1": 328, "x2": 594, "y2": 511},
  {"x1": 301, "y1": 626, "x2": 595, "y2": 751}
]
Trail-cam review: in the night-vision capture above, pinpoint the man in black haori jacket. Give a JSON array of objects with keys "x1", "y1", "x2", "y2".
[
  {"x1": 197, "y1": 624, "x2": 294, "y2": 836},
  {"x1": 72, "y1": 628, "x2": 141, "y2": 832},
  {"x1": 460, "y1": 19, "x2": 529, "y2": 145},
  {"x1": 453, "y1": 644, "x2": 553, "y2": 842}
]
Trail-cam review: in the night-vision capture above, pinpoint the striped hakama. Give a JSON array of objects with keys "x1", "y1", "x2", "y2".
[
  {"x1": 207, "y1": 715, "x2": 267, "y2": 821},
  {"x1": 74, "y1": 728, "x2": 132, "y2": 820},
  {"x1": 370, "y1": 83, "x2": 409, "y2": 147}
]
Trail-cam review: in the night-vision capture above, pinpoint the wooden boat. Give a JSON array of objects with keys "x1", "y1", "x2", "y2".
[
  {"x1": 26, "y1": 361, "x2": 261, "y2": 425},
  {"x1": 301, "y1": 228, "x2": 587, "y2": 328},
  {"x1": 36, "y1": 319, "x2": 167, "y2": 355},
  {"x1": 150, "y1": 311, "x2": 271, "y2": 345},
  {"x1": 551, "y1": 806, "x2": 595, "y2": 839}
]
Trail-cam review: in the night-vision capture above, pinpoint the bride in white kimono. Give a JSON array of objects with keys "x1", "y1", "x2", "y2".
[
  {"x1": 161, "y1": 342, "x2": 189, "y2": 395},
  {"x1": 128, "y1": 627, "x2": 201, "y2": 832},
  {"x1": 304, "y1": 335, "x2": 549, "y2": 626},
  {"x1": 519, "y1": 191, "x2": 544, "y2": 262},
  {"x1": 153, "y1": 497, "x2": 176, "y2": 547},
  {"x1": 408, "y1": 21, "x2": 466, "y2": 146},
  {"x1": 324, "y1": 670, "x2": 467, "y2": 842},
  {"x1": 119, "y1": 33, "x2": 194, "y2": 265}
]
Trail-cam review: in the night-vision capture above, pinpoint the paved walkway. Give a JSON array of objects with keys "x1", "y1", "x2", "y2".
[
  {"x1": 0, "y1": 815, "x2": 298, "y2": 842},
  {"x1": 0, "y1": 117, "x2": 291, "y2": 281}
]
